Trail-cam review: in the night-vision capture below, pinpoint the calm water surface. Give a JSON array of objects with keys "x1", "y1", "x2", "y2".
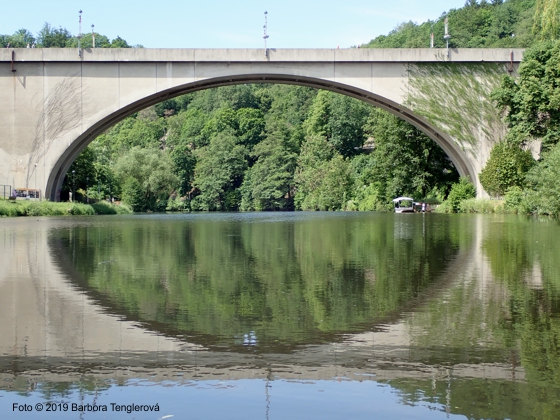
[{"x1": 1, "y1": 212, "x2": 559, "y2": 419}]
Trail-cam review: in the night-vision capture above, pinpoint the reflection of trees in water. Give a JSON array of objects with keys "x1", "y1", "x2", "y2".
[
  {"x1": 386, "y1": 216, "x2": 560, "y2": 419},
  {"x1": 5, "y1": 375, "x2": 111, "y2": 400},
  {"x1": 481, "y1": 217, "x2": 560, "y2": 386},
  {"x1": 49, "y1": 214, "x2": 463, "y2": 351},
  {"x1": 386, "y1": 376, "x2": 560, "y2": 420}
]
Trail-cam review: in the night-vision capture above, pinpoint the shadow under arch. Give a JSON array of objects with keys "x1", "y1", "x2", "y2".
[{"x1": 47, "y1": 73, "x2": 475, "y2": 201}]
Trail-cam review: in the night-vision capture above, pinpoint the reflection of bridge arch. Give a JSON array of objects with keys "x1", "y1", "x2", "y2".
[
  {"x1": 0, "y1": 215, "x2": 519, "y2": 383},
  {"x1": 0, "y1": 48, "x2": 522, "y2": 199}
]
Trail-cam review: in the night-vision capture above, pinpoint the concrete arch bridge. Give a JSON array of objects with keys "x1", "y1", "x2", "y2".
[{"x1": 0, "y1": 47, "x2": 523, "y2": 200}]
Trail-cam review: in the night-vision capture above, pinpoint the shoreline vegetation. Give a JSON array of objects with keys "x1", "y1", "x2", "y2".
[
  {"x1": 0, "y1": 194, "x2": 554, "y2": 218},
  {"x1": 0, "y1": 199, "x2": 131, "y2": 217}
]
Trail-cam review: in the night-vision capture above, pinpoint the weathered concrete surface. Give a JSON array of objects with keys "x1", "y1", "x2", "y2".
[{"x1": 0, "y1": 48, "x2": 523, "y2": 199}]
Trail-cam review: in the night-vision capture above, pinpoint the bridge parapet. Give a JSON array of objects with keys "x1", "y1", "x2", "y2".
[{"x1": 0, "y1": 47, "x2": 524, "y2": 63}]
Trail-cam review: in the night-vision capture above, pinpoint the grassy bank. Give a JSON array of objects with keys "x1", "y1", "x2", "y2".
[
  {"x1": 433, "y1": 197, "x2": 552, "y2": 215},
  {"x1": 435, "y1": 198, "x2": 509, "y2": 214},
  {"x1": 0, "y1": 200, "x2": 132, "y2": 217}
]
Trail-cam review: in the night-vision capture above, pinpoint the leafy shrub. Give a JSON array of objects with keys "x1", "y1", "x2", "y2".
[
  {"x1": 356, "y1": 183, "x2": 381, "y2": 211},
  {"x1": 166, "y1": 197, "x2": 188, "y2": 212},
  {"x1": 458, "y1": 198, "x2": 504, "y2": 213},
  {"x1": 435, "y1": 200, "x2": 454, "y2": 213},
  {"x1": 479, "y1": 142, "x2": 535, "y2": 197},
  {"x1": 446, "y1": 177, "x2": 476, "y2": 212},
  {"x1": 91, "y1": 201, "x2": 132, "y2": 215},
  {"x1": 525, "y1": 142, "x2": 560, "y2": 216}
]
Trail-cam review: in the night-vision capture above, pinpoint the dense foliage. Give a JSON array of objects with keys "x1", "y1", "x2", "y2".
[
  {"x1": 63, "y1": 85, "x2": 458, "y2": 212},
  {"x1": 0, "y1": 23, "x2": 137, "y2": 48},
  {"x1": 362, "y1": 0, "x2": 536, "y2": 48},
  {"x1": 479, "y1": 141, "x2": 535, "y2": 196},
  {"x1": 493, "y1": 40, "x2": 560, "y2": 152},
  {"x1": 484, "y1": 37, "x2": 560, "y2": 214}
]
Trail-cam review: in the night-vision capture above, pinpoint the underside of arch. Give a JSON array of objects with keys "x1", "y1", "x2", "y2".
[{"x1": 47, "y1": 74, "x2": 476, "y2": 201}]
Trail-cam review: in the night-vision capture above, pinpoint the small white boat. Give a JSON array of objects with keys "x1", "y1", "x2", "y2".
[{"x1": 393, "y1": 197, "x2": 415, "y2": 213}]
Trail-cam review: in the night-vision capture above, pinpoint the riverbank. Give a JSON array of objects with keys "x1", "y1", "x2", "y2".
[
  {"x1": 0, "y1": 200, "x2": 132, "y2": 217},
  {"x1": 435, "y1": 198, "x2": 508, "y2": 214},
  {"x1": 434, "y1": 197, "x2": 559, "y2": 216}
]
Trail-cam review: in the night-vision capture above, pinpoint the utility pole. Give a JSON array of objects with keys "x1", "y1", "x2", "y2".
[{"x1": 263, "y1": 11, "x2": 269, "y2": 57}]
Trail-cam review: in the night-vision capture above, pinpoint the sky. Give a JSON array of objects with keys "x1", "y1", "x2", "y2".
[{"x1": 1, "y1": 0, "x2": 468, "y2": 48}]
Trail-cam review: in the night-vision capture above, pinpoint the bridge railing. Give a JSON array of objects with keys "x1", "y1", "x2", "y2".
[{"x1": 0, "y1": 185, "x2": 12, "y2": 199}]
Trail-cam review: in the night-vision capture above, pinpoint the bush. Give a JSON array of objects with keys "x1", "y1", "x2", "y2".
[
  {"x1": 356, "y1": 183, "x2": 381, "y2": 211},
  {"x1": 0, "y1": 201, "x2": 95, "y2": 217},
  {"x1": 166, "y1": 197, "x2": 188, "y2": 212},
  {"x1": 91, "y1": 201, "x2": 132, "y2": 215},
  {"x1": 458, "y1": 198, "x2": 504, "y2": 213},
  {"x1": 479, "y1": 142, "x2": 535, "y2": 197},
  {"x1": 525, "y1": 142, "x2": 560, "y2": 216},
  {"x1": 435, "y1": 200, "x2": 454, "y2": 213},
  {"x1": 0, "y1": 200, "x2": 131, "y2": 217},
  {"x1": 446, "y1": 177, "x2": 476, "y2": 212}
]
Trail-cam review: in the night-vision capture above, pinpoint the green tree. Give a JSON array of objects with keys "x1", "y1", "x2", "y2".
[
  {"x1": 6, "y1": 28, "x2": 35, "y2": 47},
  {"x1": 36, "y1": 23, "x2": 71, "y2": 47},
  {"x1": 363, "y1": 109, "x2": 459, "y2": 202},
  {"x1": 525, "y1": 142, "x2": 560, "y2": 215},
  {"x1": 240, "y1": 132, "x2": 297, "y2": 211},
  {"x1": 363, "y1": 0, "x2": 535, "y2": 49},
  {"x1": 534, "y1": 0, "x2": 560, "y2": 39},
  {"x1": 169, "y1": 142, "x2": 197, "y2": 196},
  {"x1": 479, "y1": 141, "x2": 535, "y2": 196},
  {"x1": 304, "y1": 91, "x2": 369, "y2": 157},
  {"x1": 492, "y1": 40, "x2": 560, "y2": 152},
  {"x1": 62, "y1": 147, "x2": 97, "y2": 200},
  {"x1": 191, "y1": 132, "x2": 247, "y2": 211},
  {"x1": 236, "y1": 108, "x2": 265, "y2": 149},
  {"x1": 121, "y1": 177, "x2": 144, "y2": 212},
  {"x1": 294, "y1": 136, "x2": 352, "y2": 210},
  {"x1": 114, "y1": 147, "x2": 178, "y2": 211}
]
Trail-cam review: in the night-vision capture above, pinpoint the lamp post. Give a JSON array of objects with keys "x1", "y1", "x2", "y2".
[
  {"x1": 444, "y1": 17, "x2": 452, "y2": 57},
  {"x1": 77, "y1": 10, "x2": 83, "y2": 58},
  {"x1": 86, "y1": 176, "x2": 89, "y2": 204},
  {"x1": 34, "y1": 163, "x2": 37, "y2": 199},
  {"x1": 72, "y1": 170, "x2": 76, "y2": 202}
]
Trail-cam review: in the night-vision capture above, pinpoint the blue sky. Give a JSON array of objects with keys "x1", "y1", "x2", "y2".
[{"x1": 1, "y1": 0, "x2": 468, "y2": 48}]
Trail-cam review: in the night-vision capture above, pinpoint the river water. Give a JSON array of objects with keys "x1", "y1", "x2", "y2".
[{"x1": 0, "y1": 212, "x2": 559, "y2": 419}]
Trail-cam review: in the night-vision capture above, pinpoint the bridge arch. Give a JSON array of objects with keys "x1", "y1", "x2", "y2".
[{"x1": 47, "y1": 74, "x2": 474, "y2": 201}]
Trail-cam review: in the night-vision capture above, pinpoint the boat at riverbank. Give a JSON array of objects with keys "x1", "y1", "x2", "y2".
[{"x1": 393, "y1": 197, "x2": 415, "y2": 213}]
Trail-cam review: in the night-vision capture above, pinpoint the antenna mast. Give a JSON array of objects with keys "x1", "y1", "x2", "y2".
[{"x1": 263, "y1": 11, "x2": 269, "y2": 56}]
